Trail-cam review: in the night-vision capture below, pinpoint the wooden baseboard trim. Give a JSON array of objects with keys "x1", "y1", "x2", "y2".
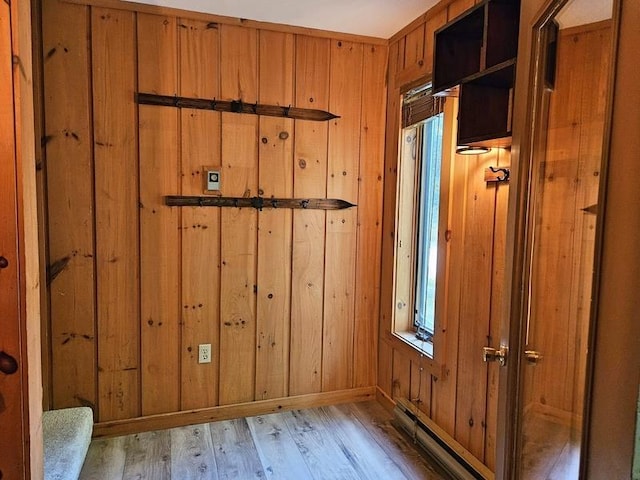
[
  {"x1": 93, "y1": 386, "x2": 376, "y2": 438},
  {"x1": 376, "y1": 386, "x2": 396, "y2": 413}
]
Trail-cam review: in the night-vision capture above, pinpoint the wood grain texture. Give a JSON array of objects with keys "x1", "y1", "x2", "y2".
[
  {"x1": 42, "y1": 2, "x2": 387, "y2": 428},
  {"x1": 431, "y1": 98, "x2": 463, "y2": 437},
  {"x1": 0, "y1": 3, "x2": 25, "y2": 477},
  {"x1": 210, "y1": 419, "x2": 265, "y2": 479},
  {"x1": 218, "y1": 24, "x2": 259, "y2": 405},
  {"x1": 169, "y1": 424, "x2": 218, "y2": 479},
  {"x1": 424, "y1": 9, "x2": 448, "y2": 77},
  {"x1": 42, "y1": 0, "x2": 97, "y2": 412},
  {"x1": 246, "y1": 414, "x2": 311, "y2": 479},
  {"x1": 255, "y1": 30, "x2": 294, "y2": 401},
  {"x1": 179, "y1": 18, "x2": 221, "y2": 411},
  {"x1": 485, "y1": 149, "x2": 509, "y2": 470},
  {"x1": 122, "y1": 430, "x2": 171, "y2": 479},
  {"x1": 354, "y1": 43, "x2": 387, "y2": 388},
  {"x1": 378, "y1": 39, "x2": 401, "y2": 349},
  {"x1": 82, "y1": 401, "x2": 448, "y2": 479},
  {"x1": 453, "y1": 151, "x2": 496, "y2": 460},
  {"x1": 92, "y1": 7, "x2": 140, "y2": 421},
  {"x1": 289, "y1": 35, "x2": 330, "y2": 396},
  {"x1": 138, "y1": 13, "x2": 181, "y2": 416},
  {"x1": 322, "y1": 39, "x2": 363, "y2": 391},
  {"x1": 392, "y1": 348, "x2": 412, "y2": 402},
  {"x1": 62, "y1": 0, "x2": 388, "y2": 45},
  {"x1": 403, "y1": 24, "x2": 425, "y2": 71}
]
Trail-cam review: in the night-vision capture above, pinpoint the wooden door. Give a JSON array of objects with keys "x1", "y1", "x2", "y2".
[
  {"x1": 0, "y1": 0, "x2": 42, "y2": 478},
  {"x1": 496, "y1": 0, "x2": 617, "y2": 478}
]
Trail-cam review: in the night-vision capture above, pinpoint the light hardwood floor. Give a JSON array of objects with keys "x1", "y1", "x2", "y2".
[
  {"x1": 79, "y1": 401, "x2": 450, "y2": 479},
  {"x1": 520, "y1": 410, "x2": 580, "y2": 479}
]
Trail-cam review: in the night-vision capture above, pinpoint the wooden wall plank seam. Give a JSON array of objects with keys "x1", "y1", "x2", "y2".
[
  {"x1": 353, "y1": 42, "x2": 387, "y2": 388},
  {"x1": 42, "y1": 0, "x2": 98, "y2": 414},
  {"x1": 289, "y1": 35, "x2": 330, "y2": 397},
  {"x1": 322, "y1": 39, "x2": 363, "y2": 392},
  {"x1": 137, "y1": 12, "x2": 181, "y2": 415},
  {"x1": 178, "y1": 17, "x2": 221, "y2": 411},
  {"x1": 255, "y1": 29, "x2": 294, "y2": 401},
  {"x1": 43, "y1": 0, "x2": 386, "y2": 428},
  {"x1": 218, "y1": 24, "x2": 259, "y2": 405},
  {"x1": 92, "y1": 6, "x2": 141, "y2": 422}
]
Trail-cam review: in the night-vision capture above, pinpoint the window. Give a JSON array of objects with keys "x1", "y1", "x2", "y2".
[
  {"x1": 393, "y1": 84, "x2": 448, "y2": 355},
  {"x1": 414, "y1": 113, "x2": 443, "y2": 341}
]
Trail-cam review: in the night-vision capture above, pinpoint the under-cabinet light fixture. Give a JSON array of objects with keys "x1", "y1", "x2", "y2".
[{"x1": 456, "y1": 145, "x2": 491, "y2": 155}]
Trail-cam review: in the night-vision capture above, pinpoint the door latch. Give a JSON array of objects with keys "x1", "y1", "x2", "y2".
[
  {"x1": 482, "y1": 345, "x2": 508, "y2": 366},
  {"x1": 524, "y1": 350, "x2": 543, "y2": 365}
]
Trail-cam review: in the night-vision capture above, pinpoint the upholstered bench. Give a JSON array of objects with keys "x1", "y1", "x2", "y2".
[{"x1": 43, "y1": 407, "x2": 93, "y2": 480}]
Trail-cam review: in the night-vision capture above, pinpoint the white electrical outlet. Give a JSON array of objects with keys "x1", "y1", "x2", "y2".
[{"x1": 198, "y1": 344, "x2": 212, "y2": 364}]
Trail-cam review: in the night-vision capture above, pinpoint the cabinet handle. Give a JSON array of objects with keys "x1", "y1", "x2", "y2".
[
  {"x1": 0, "y1": 256, "x2": 8, "y2": 269},
  {"x1": 0, "y1": 351, "x2": 18, "y2": 375}
]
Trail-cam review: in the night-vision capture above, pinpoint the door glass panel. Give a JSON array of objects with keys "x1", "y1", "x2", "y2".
[{"x1": 518, "y1": 0, "x2": 614, "y2": 478}]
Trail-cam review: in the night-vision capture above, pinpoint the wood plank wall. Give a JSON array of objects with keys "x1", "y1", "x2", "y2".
[
  {"x1": 378, "y1": 0, "x2": 508, "y2": 470},
  {"x1": 524, "y1": 21, "x2": 612, "y2": 422},
  {"x1": 40, "y1": 0, "x2": 386, "y2": 424}
]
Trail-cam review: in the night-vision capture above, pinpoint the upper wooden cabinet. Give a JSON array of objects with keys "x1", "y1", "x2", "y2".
[{"x1": 433, "y1": 0, "x2": 520, "y2": 146}]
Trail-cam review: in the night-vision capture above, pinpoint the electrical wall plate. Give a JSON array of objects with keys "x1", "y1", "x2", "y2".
[{"x1": 203, "y1": 166, "x2": 221, "y2": 193}]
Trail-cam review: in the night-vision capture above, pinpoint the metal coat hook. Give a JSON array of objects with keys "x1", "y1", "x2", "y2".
[{"x1": 487, "y1": 166, "x2": 510, "y2": 183}]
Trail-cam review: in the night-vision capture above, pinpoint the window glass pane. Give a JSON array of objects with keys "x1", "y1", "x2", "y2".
[{"x1": 414, "y1": 112, "x2": 444, "y2": 339}]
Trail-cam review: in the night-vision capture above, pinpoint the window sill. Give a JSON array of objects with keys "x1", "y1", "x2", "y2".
[
  {"x1": 383, "y1": 330, "x2": 442, "y2": 379},
  {"x1": 393, "y1": 330, "x2": 434, "y2": 358}
]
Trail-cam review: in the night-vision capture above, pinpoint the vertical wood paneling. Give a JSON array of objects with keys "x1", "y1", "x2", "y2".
[
  {"x1": 485, "y1": 149, "x2": 509, "y2": 469},
  {"x1": 219, "y1": 24, "x2": 258, "y2": 405},
  {"x1": 377, "y1": 39, "x2": 401, "y2": 401},
  {"x1": 289, "y1": 35, "x2": 330, "y2": 396},
  {"x1": 453, "y1": 152, "x2": 496, "y2": 460},
  {"x1": 43, "y1": 4, "x2": 387, "y2": 426},
  {"x1": 322, "y1": 40, "x2": 363, "y2": 391},
  {"x1": 256, "y1": 30, "x2": 294, "y2": 400},
  {"x1": 179, "y1": 18, "x2": 220, "y2": 410},
  {"x1": 353, "y1": 43, "x2": 387, "y2": 388},
  {"x1": 42, "y1": 0, "x2": 96, "y2": 412},
  {"x1": 0, "y1": 4, "x2": 25, "y2": 476},
  {"x1": 431, "y1": 98, "x2": 463, "y2": 436},
  {"x1": 137, "y1": 13, "x2": 180, "y2": 415},
  {"x1": 528, "y1": 28, "x2": 584, "y2": 413},
  {"x1": 411, "y1": 358, "x2": 432, "y2": 416},
  {"x1": 379, "y1": 40, "x2": 401, "y2": 341},
  {"x1": 392, "y1": 349, "x2": 411, "y2": 401},
  {"x1": 424, "y1": 9, "x2": 448, "y2": 76},
  {"x1": 92, "y1": 8, "x2": 140, "y2": 421},
  {"x1": 403, "y1": 25, "x2": 425, "y2": 70},
  {"x1": 569, "y1": 25, "x2": 609, "y2": 424}
]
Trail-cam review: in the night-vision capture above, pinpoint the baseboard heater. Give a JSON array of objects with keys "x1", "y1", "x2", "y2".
[{"x1": 393, "y1": 398, "x2": 494, "y2": 480}]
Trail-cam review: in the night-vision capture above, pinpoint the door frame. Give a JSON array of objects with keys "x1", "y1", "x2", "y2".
[
  {"x1": 0, "y1": 0, "x2": 43, "y2": 477},
  {"x1": 495, "y1": 0, "x2": 622, "y2": 478}
]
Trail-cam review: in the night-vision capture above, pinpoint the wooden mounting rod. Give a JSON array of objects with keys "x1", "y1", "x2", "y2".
[
  {"x1": 136, "y1": 93, "x2": 340, "y2": 122},
  {"x1": 165, "y1": 195, "x2": 356, "y2": 211}
]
